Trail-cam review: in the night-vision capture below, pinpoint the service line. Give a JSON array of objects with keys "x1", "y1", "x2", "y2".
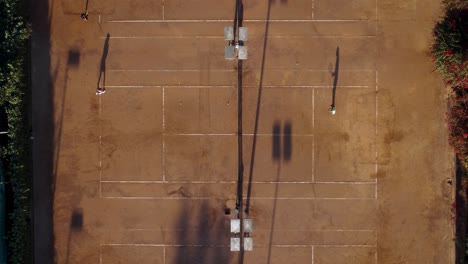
[
  {"x1": 101, "y1": 243, "x2": 376, "y2": 247},
  {"x1": 162, "y1": 86, "x2": 166, "y2": 182},
  {"x1": 101, "y1": 196, "x2": 377, "y2": 200},
  {"x1": 105, "y1": 85, "x2": 375, "y2": 89},
  {"x1": 311, "y1": 245, "x2": 314, "y2": 264},
  {"x1": 102, "y1": 36, "x2": 376, "y2": 39},
  {"x1": 100, "y1": 180, "x2": 377, "y2": 184},
  {"x1": 108, "y1": 19, "x2": 371, "y2": 23},
  {"x1": 312, "y1": 88, "x2": 315, "y2": 183},
  {"x1": 108, "y1": 69, "x2": 376, "y2": 72}
]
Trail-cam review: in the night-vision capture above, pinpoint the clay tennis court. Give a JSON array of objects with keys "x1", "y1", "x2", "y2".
[{"x1": 32, "y1": 0, "x2": 453, "y2": 263}]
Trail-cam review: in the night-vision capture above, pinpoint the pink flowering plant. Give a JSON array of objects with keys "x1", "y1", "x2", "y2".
[
  {"x1": 432, "y1": 7, "x2": 468, "y2": 169},
  {"x1": 432, "y1": 12, "x2": 466, "y2": 81}
]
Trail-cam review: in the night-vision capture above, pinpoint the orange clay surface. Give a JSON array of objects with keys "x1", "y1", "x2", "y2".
[{"x1": 32, "y1": 0, "x2": 454, "y2": 263}]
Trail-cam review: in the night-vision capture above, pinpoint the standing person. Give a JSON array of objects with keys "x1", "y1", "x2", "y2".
[
  {"x1": 81, "y1": 11, "x2": 88, "y2": 20},
  {"x1": 96, "y1": 33, "x2": 110, "y2": 95},
  {"x1": 330, "y1": 105, "x2": 336, "y2": 115}
]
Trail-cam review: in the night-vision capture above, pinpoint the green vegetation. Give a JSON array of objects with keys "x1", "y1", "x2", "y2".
[
  {"x1": 432, "y1": 1, "x2": 468, "y2": 263},
  {"x1": 432, "y1": 2, "x2": 468, "y2": 169},
  {"x1": 0, "y1": 0, "x2": 32, "y2": 263}
]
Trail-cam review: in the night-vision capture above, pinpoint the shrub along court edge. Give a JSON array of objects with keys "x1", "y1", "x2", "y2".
[
  {"x1": 432, "y1": 5, "x2": 468, "y2": 169},
  {"x1": 0, "y1": 0, "x2": 32, "y2": 263},
  {"x1": 432, "y1": 1, "x2": 468, "y2": 263}
]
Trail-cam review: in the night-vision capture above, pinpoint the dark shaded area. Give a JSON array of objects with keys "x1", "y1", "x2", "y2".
[
  {"x1": 244, "y1": 0, "x2": 272, "y2": 217},
  {"x1": 97, "y1": 33, "x2": 110, "y2": 90},
  {"x1": 272, "y1": 121, "x2": 281, "y2": 160},
  {"x1": 234, "y1": 2, "x2": 245, "y2": 263},
  {"x1": 455, "y1": 158, "x2": 468, "y2": 264},
  {"x1": 65, "y1": 208, "x2": 84, "y2": 264},
  {"x1": 31, "y1": 0, "x2": 56, "y2": 261},
  {"x1": 52, "y1": 50, "x2": 75, "y2": 193},
  {"x1": 0, "y1": 107, "x2": 8, "y2": 146},
  {"x1": 67, "y1": 49, "x2": 80, "y2": 67},
  {"x1": 331, "y1": 46, "x2": 339, "y2": 109},
  {"x1": 70, "y1": 208, "x2": 83, "y2": 230},
  {"x1": 444, "y1": 9, "x2": 468, "y2": 55},
  {"x1": 173, "y1": 201, "x2": 233, "y2": 264},
  {"x1": 266, "y1": 165, "x2": 281, "y2": 264},
  {"x1": 283, "y1": 122, "x2": 292, "y2": 161}
]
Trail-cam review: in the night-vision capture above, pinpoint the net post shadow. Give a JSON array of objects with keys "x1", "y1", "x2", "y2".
[{"x1": 235, "y1": 2, "x2": 245, "y2": 263}]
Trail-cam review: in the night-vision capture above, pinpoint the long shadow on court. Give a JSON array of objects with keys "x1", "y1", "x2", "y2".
[
  {"x1": 244, "y1": 0, "x2": 273, "y2": 217},
  {"x1": 65, "y1": 208, "x2": 84, "y2": 264},
  {"x1": 331, "y1": 46, "x2": 340, "y2": 110},
  {"x1": 173, "y1": 201, "x2": 233, "y2": 264},
  {"x1": 266, "y1": 121, "x2": 292, "y2": 263},
  {"x1": 97, "y1": 33, "x2": 110, "y2": 91},
  {"x1": 32, "y1": 0, "x2": 59, "y2": 261}
]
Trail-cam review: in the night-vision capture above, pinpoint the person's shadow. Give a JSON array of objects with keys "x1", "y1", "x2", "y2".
[
  {"x1": 331, "y1": 46, "x2": 339, "y2": 110},
  {"x1": 97, "y1": 33, "x2": 110, "y2": 90}
]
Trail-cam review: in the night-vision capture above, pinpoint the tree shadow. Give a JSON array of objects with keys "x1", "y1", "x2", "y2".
[
  {"x1": 32, "y1": 0, "x2": 58, "y2": 261},
  {"x1": 272, "y1": 121, "x2": 281, "y2": 160},
  {"x1": 455, "y1": 158, "x2": 468, "y2": 263},
  {"x1": 65, "y1": 208, "x2": 84, "y2": 264},
  {"x1": 67, "y1": 49, "x2": 80, "y2": 66},
  {"x1": 53, "y1": 49, "x2": 81, "y2": 182},
  {"x1": 331, "y1": 46, "x2": 340, "y2": 110},
  {"x1": 97, "y1": 33, "x2": 110, "y2": 90},
  {"x1": 173, "y1": 201, "x2": 232, "y2": 264}
]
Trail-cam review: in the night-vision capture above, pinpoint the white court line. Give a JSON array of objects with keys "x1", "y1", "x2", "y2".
[
  {"x1": 109, "y1": 69, "x2": 235, "y2": 72},
  {"x1": 311, "y1": 0, "x2": 315, "y2": 19},
  {"x1": 311, "y1": 245, "x2": 314, "y2": 264},
  {"x1": 100, "y1": 180, "x2": 377, "y2": 184},
  {"x1": 251, "y1": 228, "x2": 374, "y2": 232},
  {"x1": 102, "y1": 243, "x2": 228, "y2": 247},
  {"x1": 99, "y1": 91, "x2": 102, "y2": 198},
  {"x1": 375, "y1": 0, "x2": 378, "y2": 21},
  {"x1": 106, "y1": 85, "x2": 375, "y2": 89},
  {"x1": 106, "y1": 85, "x2": 233, "y2": 88},
  {"x1": 312, "y1": 88, "x2": 315, "y2": 183},
  {"x1": 108, "y1": 19, "x2": 371, "y2": 23},
  {"x1": 101, "y1": 243, "x2": 375, "y2": 247},
  {"x1": 101, "y1": 196, "x2": 377, "y2": 200},
  {"x1": 375, "y1": 70, "x2": 379, "y2": 263},
  {"x1": 163, "y1": 247, "x2": 166, "y2": 264},
  {"x1": 165, "y1": 133, "x2": 235, "y2": 136},
  {"x1": 162, "y1": 133, "x2": 313, "y2": 136},
  {"x1": 375, "y1": 71, "x2": 378, "y2": 200},
  {"x1": 103, "y1": 36, "x2": 376, "y2": 39},
  {"x1": 108, "y1": 69, "x2": 376, "y2": 72},
  {"x1": 162, "y1": 87, "x2": 166, "y2": 182},
  {"x1": 124, "y1": 228, "x2": 373, "y2": 232},
  {"x1": 313, "y1": 245, "x2": 376, "y2": 248},
  {"x1": 312, "y1": 181, "x2": 377, "y2": 184}
]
